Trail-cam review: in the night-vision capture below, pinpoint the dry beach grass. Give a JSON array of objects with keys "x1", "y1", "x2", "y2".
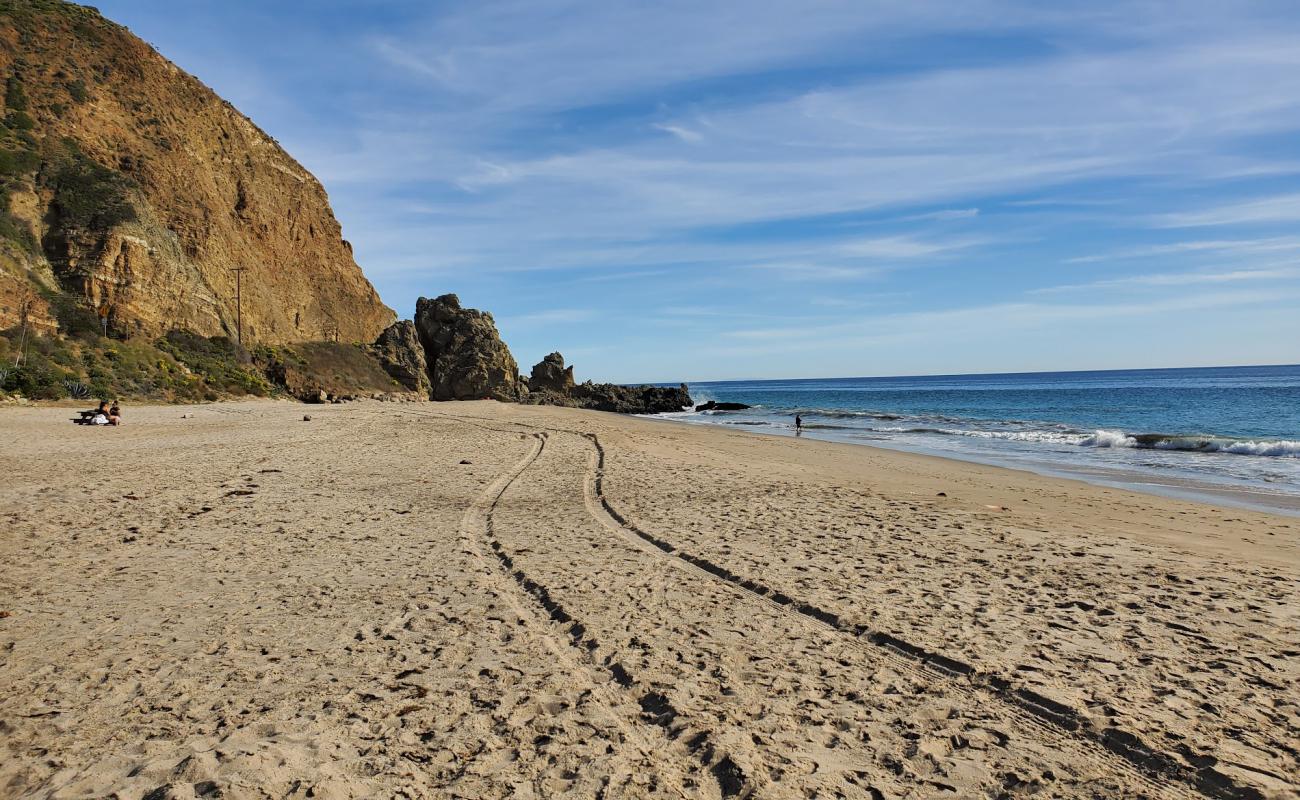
[{"x1": 1, "y1": 400, "x2": 1297, "y2": 799}]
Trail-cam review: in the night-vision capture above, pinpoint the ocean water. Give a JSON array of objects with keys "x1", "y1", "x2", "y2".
[{"x1": 657, "y1": 365, "x2": 1300, "y2": 516}]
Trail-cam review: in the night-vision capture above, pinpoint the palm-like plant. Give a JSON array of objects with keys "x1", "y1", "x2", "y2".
[{"x1": 63, "y1": 380, "x2": 92, "y2": 399}]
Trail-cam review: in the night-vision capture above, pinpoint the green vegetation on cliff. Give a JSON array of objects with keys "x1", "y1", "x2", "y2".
[
  {"x1": 0, "y1": 326, "x2": 405, "y2": 403},
  {"x1": 45, "y1": 137, "x2": 138, "y2": 231},
  {"x1": 0, "y1": 328, "x2": 271, "y2": 401}
]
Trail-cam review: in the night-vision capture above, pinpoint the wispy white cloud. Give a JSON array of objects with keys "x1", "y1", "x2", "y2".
[
  {"x1": 720, "y1": 288, "x2": 1300, "y2": 344},
  {"x1": 1152, "y1": 194, "x2": 1300, "y2": 228},
  {"x1": 838, "y1": 234, "x2": 986, "y2": 259},
  {"x1": 1067, "y1": 237, "x2": 1300, "y2": 263},
  {"x1": 119, "y1": 0, "x2": 1300, "y2": 379},
  {"x1": 500, "y1": 308, "x2": 597, "y2": 326},
  {"x1": 652, "y1": 123, "x2": 704, "y2": 143},
  {"x1": 1030, "y1": 265, "x2": 1300, "y2": 294},
  {"x1": 748, "y1": 261, "x2": 880, "y2": 281},
  {"x1": 370, "y1": 37, "x2": 458, "y2": 85},
  {"x1": 905, "y1": 208, "x2": 980, "y2": 221}
]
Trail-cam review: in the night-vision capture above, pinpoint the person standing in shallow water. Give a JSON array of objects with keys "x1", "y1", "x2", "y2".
[{"x1": 795, "y1": 414, "x2": 803, "y2": 435}]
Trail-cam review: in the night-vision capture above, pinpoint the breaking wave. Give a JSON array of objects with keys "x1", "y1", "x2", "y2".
[
  {"x1": 820, "y1": 423, "x2": 1300, "y2": 457},
  {"x1": 1079, "y1": 430, "x2": 1300, "y2": 457},
  {"x1": 673, "y1": 401, "x2": 1299, "y2": 459},
  {"x1": 890, "y1": 426, "x2": 1300, "y2": 457}
]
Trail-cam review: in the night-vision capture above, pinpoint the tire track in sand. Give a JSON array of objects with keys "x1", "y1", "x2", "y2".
[
  {"x1": 390, "y1": 406, "x2": 1260, "y2": 799},
  {"x1": 448, "y1": 414, "x2": 1133, "y2": 797},
  {"x1": 458, "y1": 430, "x2": 752, "y2": 798},
  {"x1": 576, "y1": 430, "x2": 1263, "y2": 800}
]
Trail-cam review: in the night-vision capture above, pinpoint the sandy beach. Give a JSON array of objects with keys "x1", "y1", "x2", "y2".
[{"x1": 1, "y1": 399, "x2": 1297, "y2": 799}]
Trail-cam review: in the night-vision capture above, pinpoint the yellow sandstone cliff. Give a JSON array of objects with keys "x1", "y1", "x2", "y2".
[{"x1": 0, "y1": 0, "x2": 394, "y2": 344}]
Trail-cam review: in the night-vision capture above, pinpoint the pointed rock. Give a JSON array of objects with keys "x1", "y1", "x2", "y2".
[
  {"x1": 414, "y1": 294, "x2": 520, "y2": 401},
  {"x1": 529, "y1": 352, "x2": 576, "y2": 394}
]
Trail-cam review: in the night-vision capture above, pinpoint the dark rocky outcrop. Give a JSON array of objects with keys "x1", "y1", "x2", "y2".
[
  {"x1": 529, "y1": 352, "x2": 576, "y2": 394},
  {"x1": 572, "y1": 381, "x2": 692, "y2": 414},
  {"x1": 370, "y1": 320, "x2": 430, "y2": 396},
  {"x1": 414, "y1": 294, "x2": 520, "y2": 401},
  {"x1": 521, "y1": 351, "x2": 690, "y2": 413},
  {"x1": 695, "y1": 401, "x2": 751, "y2": 412}
]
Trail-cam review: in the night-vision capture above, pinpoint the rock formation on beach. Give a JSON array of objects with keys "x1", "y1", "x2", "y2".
[
  {"x1": 0, "y1": 1, "x2": 394, "y2": 343},
  {"x1": 696, "y1": 400, "x2": 751, "y2": 412},
  {"x1": 522, "y1": 351, "x2": 691, "y2": 413},
  {"x1": 413, "y1": 294, "x2": 520, "y2": 401},
  {"x1": 572, "y1": 380, "x2": 692, "y2": 413},
  {"x1": 528, "y1": 351, "x2": 576, "y2": 394},
  {"x1": 370, "y1": 320, "x2": 430, "y2": 396}
]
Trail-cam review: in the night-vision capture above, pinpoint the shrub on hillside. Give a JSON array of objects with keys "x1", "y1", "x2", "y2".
[
  {"x1": 5, "y1": 76, "x2": 28, "y2": 112},
  {"x1": 2, "y1": 361, "x2": 72, "y2": 399},
  {"x1": 3, "y1": 111, "x2": 35, "y2": 132},
  {"x1": 44, "y1": 140, "x2": 137, "y2": 231},
  {"x1": 158, "y1": 330, "x2": 274, "y2": 396},
  {"x1": 0, "y1": 147, "x2": 40, "y2": 177},
  {"x1": 50, "y1": 295, "x2": 106, "y2": 339},
  {"x1": 66, "y1": 79, "x2": 88, "y2": 104}
]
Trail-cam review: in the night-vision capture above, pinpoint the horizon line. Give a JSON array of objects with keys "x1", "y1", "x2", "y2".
[{"x1": 642, "y1": 361, "x2": 1300, "y2": 386}]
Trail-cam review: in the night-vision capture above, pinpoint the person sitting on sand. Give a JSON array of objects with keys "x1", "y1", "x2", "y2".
[
  {"x1": 91, "y1": 401, "x2": 111, "y2": 426},
  {"x1": 90, "y1": 400, "x2": 121, "y2": 426}
]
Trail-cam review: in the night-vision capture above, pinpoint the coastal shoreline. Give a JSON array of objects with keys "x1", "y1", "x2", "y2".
[
  {"x1": 643, "y1": 411, "x2": 1300, "y2": 518},
  {"x1": 2, "y1": 400, "x2": 1296, "y2": 798}
]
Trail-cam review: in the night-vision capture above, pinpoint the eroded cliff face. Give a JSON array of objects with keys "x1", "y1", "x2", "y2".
[{"x1": 0, "y1": 1, "x2": 394, "y2": 343}]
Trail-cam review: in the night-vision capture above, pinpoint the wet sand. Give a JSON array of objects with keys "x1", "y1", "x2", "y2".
[{"x1": 1, "y1": 400, "x2": 1297, "y2": 799}]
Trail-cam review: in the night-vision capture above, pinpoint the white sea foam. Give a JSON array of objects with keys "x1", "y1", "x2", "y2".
[
  {"x1": 866, "y1": 425, "x2": 1300, "y2": 457},
  {"x1": 1080, "y1": 429, "x2": 1137, "y2": 448},
  {"x1": 1071, "y1": 430, "x2": 1300, "y2": 457},
  {"x1": 1186, "y1": 439, "x2": 1300, "y2": 457},
  {"x1": 941, "y1": 429, "x2": 1086, "y2": 445},
  {"x1": 689, "y1": 390, "x2": 718, "y2": 407}
]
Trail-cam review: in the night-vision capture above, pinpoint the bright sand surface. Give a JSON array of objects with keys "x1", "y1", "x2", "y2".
[{"x1": 1, "y1": 399, "x2": 1297, "y2": 799}]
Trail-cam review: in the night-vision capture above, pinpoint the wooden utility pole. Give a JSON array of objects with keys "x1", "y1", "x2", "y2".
[
  {"x1": 230, "y1": 267, "x2": 247, "y2": 345},
  {"x1": 13, "y1": 286, "x2": 34, "y2": 367}
]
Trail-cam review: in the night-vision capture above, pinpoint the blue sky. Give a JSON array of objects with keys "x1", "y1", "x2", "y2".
[{"x1": 96, "y1": 0, "x2": 1300, "y2": 382}]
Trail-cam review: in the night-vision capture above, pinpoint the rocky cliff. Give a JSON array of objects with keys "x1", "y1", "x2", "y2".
[{"x1": 0, "y1": 0, "x2": 394, "y2": 343}]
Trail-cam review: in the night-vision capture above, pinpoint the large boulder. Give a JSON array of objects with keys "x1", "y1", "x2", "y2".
[
  {"x1": 414, "y1": 294, "x2": 521, "y2": 401},
  {"x1": 370, "y1": 320, "x2": 430, "y2": 396},
  {"x1": 529, "y1": 352, "x2": 576, "y2": 394},
  {"x1": 695, "y1": 400, "x2": 751, "y2": 412}
]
